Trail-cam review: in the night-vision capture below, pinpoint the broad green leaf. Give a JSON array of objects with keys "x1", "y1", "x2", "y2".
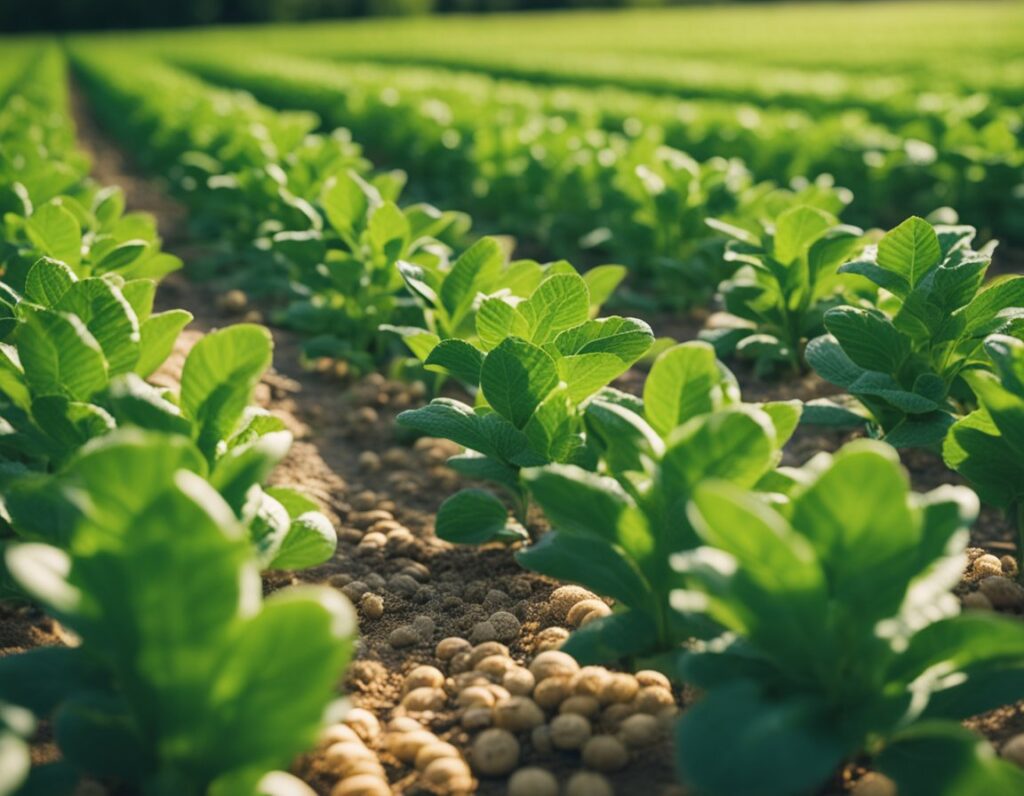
[
  {"x1": 552, "y1": 316, "x2": 653, "y2": 361},
  {"x1": 25, "y1": 257, "x2": 76, "y2": 307},
  {"x1": 557, "y1": 352, "x2": 631, "y2": 403},
  {"x1": 266, "y1": 508, "x2": 337, "y2": 571},
  {"x1": 95, "y1": 240, "x2": 149, "y2": 273},
  {"x1": 558, "y1": 610, "x2": 660, "y2": 666},
  {"x1": 367, "y1": 201, "x2": 409, "y2": 262},
  {"x1": 824, "y1": 307, "x2": 908, "y2": 373},
  {"x1": 643, "y1": 342, "x2": 725, "y2": 437},
  {"x1": 877, "y1": 721, "x2": 1024, "y2": 796},
  {"x1": 876, "y1": 216, "x2": 941, "y2": 288},
  {"x1": 480, "y1": 337, "x2": 559, "y2": 428},
  {"x1": 16, "y1": 307, "x2": 109, "y2": 401},
  {"x1": 26, "y1": 203, "x2": 82, "y2": 268},
  {"x1": 805, "y1": 334, "x2": 865, "y2": 389},
  {"x1": 136, "y1": 309, "x2": 193, "y2": 378},
  {"x1": 475, "y1": 298, "x2": 529, "y2": 351},
  {"x1": 106, "y1": 374, "x2": 193, "y2": 437},
  {"x1": 438, "y1": 237, "x2": 504, "y2": 327},
  {"x1": 424, "y1": 339, "x2": 484, "y2": 386},
  {"x1": 200, "y1": 587, "x2": 355, "y2": 775},
  {"x1": 517, "y1": 273, "x2": 590, "y2": 344},
  {"x1": 582, "y1": 264, "x2": 626, "y2": 311},
  {"x1": 57, "y1": 278, "x2": 141, "y2": 376},
  {"x1": 32, "y1": 397, "x2": 116, "y2": 455},
  {"x1": 397, "y1": 398, "x2": 531, "y2": 463},
  {"x1": 676, "y1": 682, "x2": 845, "y2": 796},
  {"x1": 435, "y1": 489, "x2": 526, "y2": 544},
  {"x1": 181, "y1": 325, "x2": 272, "y2": 460},
  {"x1": 773, "y1": 205, "x2": 833, "y2": 265},
  {"x1": 518, "y1": 529, "x2": 653, "y2": 612}
]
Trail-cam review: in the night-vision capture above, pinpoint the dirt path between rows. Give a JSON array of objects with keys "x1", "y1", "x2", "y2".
[{"x1": 3, "y1": 78, "x2": 1020, "y2": 796}]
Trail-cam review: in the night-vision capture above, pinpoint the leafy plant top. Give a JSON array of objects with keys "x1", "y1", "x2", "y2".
[
  {"x1": 672, "y1": 440, "x2": 1024, "y2": 796},
  {"x1": 807, "y1": 216, "x2": 1023, "y2": 448}
]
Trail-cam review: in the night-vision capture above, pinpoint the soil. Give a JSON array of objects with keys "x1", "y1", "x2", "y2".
[{"x1": 1, "y1": 82, "x2": 1020, "y2": 796}]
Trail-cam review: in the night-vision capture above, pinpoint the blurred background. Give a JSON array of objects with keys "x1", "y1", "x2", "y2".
[{"x1": 3, "y1": 0, "x2": 875, "y2": 33}]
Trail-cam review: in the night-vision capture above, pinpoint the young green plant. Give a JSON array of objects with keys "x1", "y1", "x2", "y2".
[
  {"x1": 672, "y1": 441, "x2": 1024, "y2": 796},
  {"x1": 0, "y1": 431, "x2": 355, "y2": 796},
  {"x1": 807, "y1": 216, "x2": 1023, "y2": 448},
  {"x1": 397, "y1": 267, "x2": 652, "y2": 540},
  {"x1": 701, "y1": 204, "x2": 868, "y2": 374},
  {"x1": 944, "y1": 334, "x2": 1024, "y2": 578},
  {"x1": 516, "y1": 341, "x2": 799, "y2": 663}
]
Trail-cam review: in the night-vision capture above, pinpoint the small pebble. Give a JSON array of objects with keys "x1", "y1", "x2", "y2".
[
  {"x1": 1002, "y1": 733, "x2": 1024, "y2": 766},
  {"x1": 851, "y1": 772, "x2": 898, "y2": 796},
  {"x1": 359, "y1": 593, "x2": 384, "y2": 619},
  {"x1": 582, "y1": 734, "x2": 630, "y2": 772},
  {"x1": 550, "y1": 713, "x2": 592, "y2": 750},
  {"x1": 508, "y1": 767, "x2": 559, "y2": 796},
  {"x1": 567, "y1": 771, "x2": 614, "y2": 796},
  {"x1": 470, "y1": 728, "x2": 520, "y2": 776},
  {"x1": 530, "y1": 650, "x2": 580, "y2": 681}
]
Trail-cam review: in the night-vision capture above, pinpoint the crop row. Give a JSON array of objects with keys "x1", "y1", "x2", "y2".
[
  {"x1": 124, "y1": 6, "x2": 1024, "y2": 119},
  {"x1": 48, "y1": 42, "x2": 1024, "y2": 795},
  {"x1": 0, "y1": 47, "x2": 353, "y2": 796},
  {"x1": 159, "y1": 49, "x2": 1024, "y2": 254}
]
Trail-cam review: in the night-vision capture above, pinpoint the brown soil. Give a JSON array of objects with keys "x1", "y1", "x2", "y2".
[{"x1": 1, "y1": 82, "x2": 1020, "y2": 796}]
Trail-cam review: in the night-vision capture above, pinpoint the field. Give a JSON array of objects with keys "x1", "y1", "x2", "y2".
[{"x1": 1, "y1": 2, "x2": 1023, "y2": 795}]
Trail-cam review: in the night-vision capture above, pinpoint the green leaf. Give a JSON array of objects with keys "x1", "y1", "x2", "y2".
[
  {"x1": 480, "y1": 337, "x2": 559, "y2": 428},
  {"x1": 662, "y1": 409, "x2": 779, "y2": 497},
  {"x1": 839, "y1": 258, "x2": 911, "y2": 297},
  {"x1": 181, "y1": 325, "x2": 272, "y2": 460},
  {"x1": 517, "y1": 529, "x2": 651, "y2": 611},
  {"x1": 397, "y1": 398, "x2": 532, "y2": 463},
  {"x1": 559, "y1": 610, "x2": 660, "y2": 665},
  {"x1": 439, "y1": 237, "x2": 504, "y2": 327},
  {"x1": 201, "y1": 586, "x2": 355, "y2": 775},
  {"x1": 136, "y1": 309, "x2": 193, "y2": 378},
  {"x1": 475, "y1": 298, "x2": 529, "y2": 351},
  {"x1": 517, "y1": 273, "x2": 591, "y2": 344},
  {"x1": 120, "y1": 279, "x2": 157, "y2": 323},
  {"x1": 95, "y1": 240, "x2": 149, "y2": 273},
  {"x1": 321, "y1": 171, "x2": 369, "y2": 239},
  {"x1": 557, "y1": 352, "x2": 631, "y2": 403},
  {"x1": 16, "y1": 307, "x2": 109, "y2": 401},
  {"x1": 25, "y1": 257, "x2": 77, "y2": 307},
  {"x1": 643, "y1": 341, "x2": 727, "y2": 438},
  {"x1": 805, "y1": 334, "x2": 865, "y2": 389},
  {"x1": 876, "y1": 216, "x2": 941, "y2": 288},
  {"x1": 435, "y1": 489, "x2": 527, "y2": 544},
  {"x1": 552, "y1": 316, "x2": 653, "y2": 361},
  {"x1": 676, "y1": 682, "x2": 846, "y2": 796},
  {"x1": 57, "y1": 278, "x2": 141, "y2": 376},
  {"x1": 32, "y1": 396, "x2": 116, "y2": 454},
  {"x1": 773, "y1": 205, "x2": 833, "y2": 265},
  {"x1": 824, "y1": 307, "x2": 909, "y2": 373},
  {"x1": 425, "y1": 339, "x2": 484, "y2": 387},
  {"x1": 876, "y1": 721, "x2": 1024, "y2": 796},
  {"x1": 367, "y1": 201, "x2": 409, "y2": 262},
  {"x1": 26, "y1": 203, "x2": 82, "y2": 268},
  {"x1": 106, "y1": 374, "x2": 193, "y2": 437},
  {"x1": 266, "y1": 509, "x2": 337, "y2": 571},
  {"x1": 961, "y1": 276, "x2": 1024, "y2": 336},
  {"x1": 582, "y1": 264, "x2": 626, "y2": 311}
]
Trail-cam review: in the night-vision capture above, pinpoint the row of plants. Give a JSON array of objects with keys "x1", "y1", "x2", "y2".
[
  {"x1": 100, "y1": 46, "x2": 867, "y2": 313},
  {"x1": 0, "y1": 47, "x2": 353, "y2": 796},
  {"x1": 395, "y1": 229, "x2": 1024, "y2": 794},
  {"x1": 11, "y1": 42, "x2": 1024, "y2": 796},
  {"x1": 132, "y1": 16, "x2": 1024, "y2": 120},
  {"x1": 161, "y1": 49, "x2": 1024, "y2": 248}
]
